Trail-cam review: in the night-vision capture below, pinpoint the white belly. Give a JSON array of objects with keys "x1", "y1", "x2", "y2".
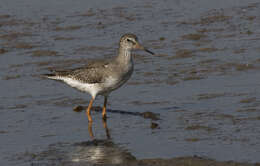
[{"x1": 62, "y1": 78, "x2": 102, "y2": 99}]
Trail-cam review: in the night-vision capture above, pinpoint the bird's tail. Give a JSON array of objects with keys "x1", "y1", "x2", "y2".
[{"x1": 41, "y1": 73, "x2": 61, "y2": 80}]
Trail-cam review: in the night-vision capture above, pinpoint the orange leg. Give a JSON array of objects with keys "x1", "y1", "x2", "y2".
[
  {"x1": 86, "y1": 98, "x2": 94, "y2": 122},
  {"x1": 102, "y1": 96, "x2": 108, "y2": 120}
]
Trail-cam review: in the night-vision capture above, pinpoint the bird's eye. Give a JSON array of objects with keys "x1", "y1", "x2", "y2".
[{"x1": 127, "y1": 38, "x2": 136, "y2": 45}]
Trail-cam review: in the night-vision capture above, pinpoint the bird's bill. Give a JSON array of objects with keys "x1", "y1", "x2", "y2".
[
  {"x1": 135, "y1": 43, "x2": 155, "y2": 55},
  {"x1": 144, "y1": 48, "x2": 155, "y2": 55}
]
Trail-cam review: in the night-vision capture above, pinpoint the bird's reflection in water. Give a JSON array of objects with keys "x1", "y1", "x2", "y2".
[
  {"x1": 88, "y1": 119, "x2": 110, "y2": 140},
  {"x1": 70, "y1": 120, "x2": 136, "y2": 165}
]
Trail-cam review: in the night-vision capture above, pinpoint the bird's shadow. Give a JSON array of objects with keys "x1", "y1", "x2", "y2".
[{"x1": 73, "y1": 105, "x2": 160, "y2": 121}]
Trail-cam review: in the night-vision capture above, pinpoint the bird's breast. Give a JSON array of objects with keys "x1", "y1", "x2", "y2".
[{"x1": 102, "y1": 67, "x2": 133, "y2": 92}]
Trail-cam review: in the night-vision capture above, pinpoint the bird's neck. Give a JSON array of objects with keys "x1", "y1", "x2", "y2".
[{"x1": 116, "y1": 47, "x2": 133, "y2": 65}]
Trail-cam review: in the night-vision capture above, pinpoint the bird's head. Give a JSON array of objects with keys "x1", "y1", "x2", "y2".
[{"x1": 119, "y1": 33, "x2": 154, "y2": 55}]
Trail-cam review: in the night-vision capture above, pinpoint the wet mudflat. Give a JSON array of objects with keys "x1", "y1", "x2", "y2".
[{"x1": 1, "y1": 0, "x2": 260, "y2": 165}]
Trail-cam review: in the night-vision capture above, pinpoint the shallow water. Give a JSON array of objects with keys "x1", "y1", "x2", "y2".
[{"x1": 1, "y1": 0, "x2": 260, "y2": 165}]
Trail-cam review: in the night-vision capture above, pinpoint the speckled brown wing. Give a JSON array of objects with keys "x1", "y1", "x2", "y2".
[
  {"x1": 69, "y1": 67, "x2": 105, "y2": 83},
  {"x1": 54, "y1": 60, "x2": 110, "y2": 84}
]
